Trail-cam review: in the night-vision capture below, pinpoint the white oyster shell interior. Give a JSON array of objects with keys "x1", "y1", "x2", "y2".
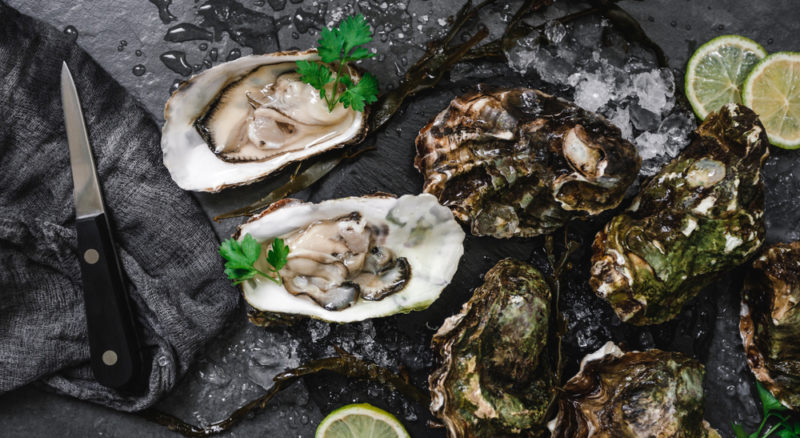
[
  {"x1": 237, "y1": 193, "x2": 465, "y2": 322},
  {"x1": 161, "y1": 51, "x2": 365, "y2": 192}
]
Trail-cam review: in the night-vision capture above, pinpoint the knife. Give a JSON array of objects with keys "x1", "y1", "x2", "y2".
[{"x1": 61, "y1": 62, "x2": 143, "y2": 390}]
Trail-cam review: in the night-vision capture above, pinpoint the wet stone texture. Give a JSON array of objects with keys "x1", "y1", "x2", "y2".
[{"x1": 1, "y1": 0, "x2": 799, "y2": 437}]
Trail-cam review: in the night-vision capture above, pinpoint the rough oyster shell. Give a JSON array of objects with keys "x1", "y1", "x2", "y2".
[
  {"x1": 549, "y1": 342, "x2": 721, "y2": 438},
  {"x1": 429, "y1": 258, "x2": 556, "y2": 437},
  {"x1": 741, "y1": 240, "x2": 800, "y2": 411},
  {"x1": 162, "y1": 49, "x2": 368, "y2": 192},
  {"x1": 590, "y1": 104, "x2": 770, "y2": 325},
  {"x1": 414, "y1": 88, "x2": 640, "y2": 238},
  {"x1": 234, "y1": 193, "x2": 464, "y2": 322}
]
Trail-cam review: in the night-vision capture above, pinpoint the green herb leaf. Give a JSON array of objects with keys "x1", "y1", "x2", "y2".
[
  {"x1": 338, "y1": 72, "x2": 379, "y2": 112},
  {"x1": 295, "y1": 60, "x2": 332, "y2": 92},
  {"x1": 758, "y1": 382, "x2": 788, "y2": 417},
  {"x1": 317, "y1": 26, "x2": 346, "y2": 63},
  {"x1": 732, "y1": 423, "x2": 749, "y2": 438},
  {"x1": 295, "y1": 14, "x2": 378, "y2": 113},
  {"x1": 777, "y1": 429, "x2": 796, "y2": 438},
  {"x1": 267, "y1": 238, "x2": 290, "y2": 271},
  {"x1": 338, "y1": 14, "x2": 372, "y2": 56}
]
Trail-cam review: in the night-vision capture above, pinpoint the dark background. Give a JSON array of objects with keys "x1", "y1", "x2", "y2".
[{"x1": 1, "y1": 0, "x2": 798, "y2": 437}]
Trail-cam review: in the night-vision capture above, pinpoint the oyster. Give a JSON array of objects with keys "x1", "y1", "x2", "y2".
[
  {"x1": 549, "y1": 342, "x2": 721, "y2": 438},
  {"x1": 414, "y1": 88, "x2": 640, "y2": 238},
  {"x1": 590, "y1": 104, "x2": 770, "y2": 325},
  {"x1": 429, "y1": 258, "x2": 556, "y2": 437},
  {"x1": 162, "y1": 50, "x2": 368, "y2": 192},
  {"x1": 235, "y1": 193, "x2": 464, "y2": 322},
  {"x1": 741, "y1": 241, "x2": 800, "y2": 411}
]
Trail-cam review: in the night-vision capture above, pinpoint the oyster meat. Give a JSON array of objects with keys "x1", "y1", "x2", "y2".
[
  {"x1": 429, "y1": 258, "x2": 556, "y2": 437},
  {"x1": 235, "y1": 193, "x2": 464, "y2": 322},
  {"x1": 590, "y1": 104, "x2": 770, "y2": 325},
  {"x1": 415, "y1": 88, "x2": 641, "y2": 238},
  {"x1": 741, "y1": 241, "x2": 800, "y2": 411},
  {"x1": 162, "y1": 50, "x2": 367, "y2": 192},
  {"x1": 549, "y1": 342, "x2": 721, "y2": 438}
]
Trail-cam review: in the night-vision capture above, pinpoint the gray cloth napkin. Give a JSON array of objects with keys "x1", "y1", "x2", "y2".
[{"x1": 0, "y1": 2, "x2": 240, "y2": 410}]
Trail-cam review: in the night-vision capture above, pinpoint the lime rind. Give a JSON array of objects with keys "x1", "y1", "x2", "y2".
[
  {"x1": 685, "y1": 35, "x2": 767, "y2": 120},
  {"x1": 316, "y1": 403, "x2": 410, "y2": 438},
  {"x1": 742, "y1": 51, "x2": 800, "y2": 149}
]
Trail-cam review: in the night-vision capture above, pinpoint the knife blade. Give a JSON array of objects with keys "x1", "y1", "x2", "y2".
[{"x1": 61, "y1": 62, "x2": 142, "y2": 390}]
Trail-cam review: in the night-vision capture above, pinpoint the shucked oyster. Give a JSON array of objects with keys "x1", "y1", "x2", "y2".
[
  {"x1": 590, "y1": 104, "x2": 770, "y2": 325},
  {"x1": 162, "y1": 50, "x2": 368, "y2": 192},
  {"x1": 415, "y1": 88, "x2": 640, "y2": 238},
  {"x1": 741, "y1": 241, "x2": 800, "y2": 411},
  {"x1": 429, "y1": 258, "x2": 556, "y2": 437},
  {"x1": 235, "y1": 193, "x2": 464, "y2": 322},
  {"x1": 549, "y1": 342, "x2": 721, "y2": 438}
]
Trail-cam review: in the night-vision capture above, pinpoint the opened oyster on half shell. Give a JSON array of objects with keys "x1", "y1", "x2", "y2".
[
  {"x1": 590, "y1": 104, "x2": 770, "y2": 325},
  {"x1": 162, "y1": 50, "x2": 368, "y2": 192},
  {"x1": 234, "y1": 193, "x2": 464, "y2": 323},
  {"x1": 549, "y1": 342, "x2": 721, "y2": 438},
  {"x1": 415, "y1": 88, "x2": 641, "y2": 238},
  {"x1": 741, "y1": 240, "x2": 800, "y2": 411},
  {"x1": 429, "y1": 258, "x2": 556, "y2": 437}
]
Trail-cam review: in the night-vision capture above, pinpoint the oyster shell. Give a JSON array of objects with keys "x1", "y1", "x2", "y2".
[
  {"x1": 741, "y1": 241, "x2": 800, "y2": 411},
  {"x1": 590, "y1": 104, "x2": 770, "y2": 325},
  {"x1": 549, "y1": 342, "x2": 721, "y2": 438},
  {"x1": 414, "y1": 88, "x2": 640, "y2": 238},
  {"x1": 162, "y1": 50, "x2": 368, "y2": 192},
  {"x1": 429, "y1": 258, "x2": 556, "y2": 437},
  {"x1": 235, "y1": 193, "x2": 464, "y2": 322}
]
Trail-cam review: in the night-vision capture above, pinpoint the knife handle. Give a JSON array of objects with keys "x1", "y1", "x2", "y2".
[{"x1": 76, "y1": 213, "x2": 142, "y2": 390}]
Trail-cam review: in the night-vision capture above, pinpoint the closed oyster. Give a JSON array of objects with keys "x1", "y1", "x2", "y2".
[
  {"x1": 414, "y1": 88, "x2": 640, "y2": 238},
  {"x1": 741, "y1": 241, "x2": 800, "y2": 411},
  {"x1": 549, "y1": 342, "x2": 720, "y2": 438},
  {"x1": 162, "y1": 50, "x2": 368, "y2": 192},
  {"x1": 590, "y1": 104, "x2": 770, "y2": 325},
  {"x1": 429, "y1": 258, "x2": 556, "y2": 437},
  {"x1": 235, "y1": 193, "x2": 464, "y2": 323}
]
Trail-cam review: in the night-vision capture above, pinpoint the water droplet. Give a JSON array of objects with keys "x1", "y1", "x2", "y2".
[
  {"x1": 226, "y1": 48, "x2": 242, "y2": 61},
  {"x1": 254, "y1": 0, "x2": 265, "y2": 6},
  {"x1": 157, "y1": 355, "x2": 169, "y2": 367},
  {"x1": 199, "y1": 43, "x2": 208, "y2": 51},
  {"x1": 135, "y1": 49, "x2": 143, "y2": 56},
  {"x1": 400, "y1": 56, "x2": 407, "y2": 66},
  {"x1": 291, "y1": 31, "x2": 299, "y2": 39},
  {"x1": 767, "y1": 38, "x2": 774, "y2": 45},
  {"x1": 132, "y1": 64, "x2": 146, "y2": 76},
  {"x1": 120, "y1": 40, "x2": 128, "y2": 46},
  {"x1": 647, "y1": 16, "x2": 655, "y2": 22},
  {"x1": 268, "y1": 0, "x2": 287, "y2": 11},
  {"x1": 209, "y1": 48, "x2": 219, "y2": 61},
  {"x1": 670, "y1": 20, "x2": 677, "y2": 27},
  {"x1": 165, "y1": 23, "x2": 213, "y2": 43},
  {"x1": 684, "y1": 24, "x2": 691, "y2": 30},
  {"x1": 149, "y1": 0, "x2": 177, "y2": 24},
  {"x1": 63, "y1": 25, "x2": 78, "y2": 43},
  {"x1": 160, "y1": 51, "x2": 193, "y2": 76},
  {"x1": 717, "y1": 24, "x2": 724, "y2": 31},
  {"x1": 203, "y1": 59, "x2": 213, "y2": 68},
  {"x1": 117, "y1": 45, "x2": 125, "y2": 52},
  {"x1": 170, "y1": 78, "x2": 183, "y2": 93},
  {"x1": 193, "y1": 63, "x2": 202, "y2": 72}
]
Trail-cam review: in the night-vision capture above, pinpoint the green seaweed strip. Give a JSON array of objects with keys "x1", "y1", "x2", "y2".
[{"x1": 140, "y1": 347, "x2": 429, "y2": 437}]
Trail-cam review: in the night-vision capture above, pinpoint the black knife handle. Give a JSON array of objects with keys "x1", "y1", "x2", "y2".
[{"x1": 76, "y1": 213, "x2": 142, "y2": 390}]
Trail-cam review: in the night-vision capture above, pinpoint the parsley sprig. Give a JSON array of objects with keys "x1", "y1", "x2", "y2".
[
  {"x1": 219, "y1": 234, "x2": 290, "y2": 285},
  {"x1": 295, "y1": 14, "x2": 379, "y2": 112},
  {"x1": 733, "y1": 382, "x2": 800, "y2": 438}
]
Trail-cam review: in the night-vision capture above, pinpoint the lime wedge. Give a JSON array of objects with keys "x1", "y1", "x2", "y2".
[
  {"x1": 315, "y1": 403, "x2": 410, "y2": 438},
  {"x1": 742, "y1": 52, "x2": 800, "y2": 149},
  {"x1": 685, "y1": 35, "x2": 767, "y2": 119}
]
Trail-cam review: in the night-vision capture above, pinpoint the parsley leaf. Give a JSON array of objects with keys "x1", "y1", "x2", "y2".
[
  {"x1": 732, "y1": 382, "x2": 800, "y2": 438},
  {"x1": 219, "y1": 234, "x2": 290, "y2": 286},
  {"x1": 296, "y1": 14, "x2": 379, "y2": 112},
  {"x1": 296, "y1": 60, "x2": 332, "y2": 94},
  {"x1": 339, "y1": 72, "x2": 379, "y2": 112}
]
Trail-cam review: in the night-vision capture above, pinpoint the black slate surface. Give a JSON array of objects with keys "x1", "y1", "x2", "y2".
[{"x1": 1, "y1": 1, "x2": 799, "y2": 437}]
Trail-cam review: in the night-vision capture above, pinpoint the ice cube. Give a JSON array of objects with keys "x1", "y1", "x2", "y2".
[
  {"x1": 573, "y1": 73, "x2": 613, "y2": 112},
  {"x1": 544, "y1": 20, "x2": 566, "y2": 44},
  {"x1": 632, "y1": 69, "x2": 675, "y2": 114}
]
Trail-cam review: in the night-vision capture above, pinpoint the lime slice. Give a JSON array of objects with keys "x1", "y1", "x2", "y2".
[
  {"x1": 742, "y1": 52, "x2": 800, "y2": 149},
  {"x1": 315, "y1": 403, "x2": 410, "y2": 438},
  {"x1": 685, "y1": 35, "x2": 767, "y2": 119}
]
